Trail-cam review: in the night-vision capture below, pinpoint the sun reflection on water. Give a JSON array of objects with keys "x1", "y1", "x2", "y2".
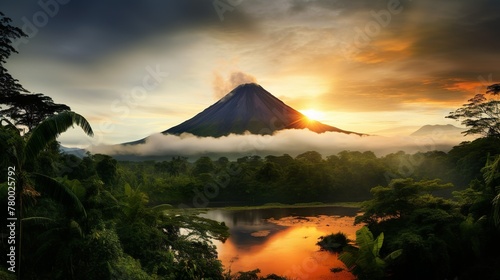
[{"x1": 212, "y1": 213, "x2": 361, "y2": 279}]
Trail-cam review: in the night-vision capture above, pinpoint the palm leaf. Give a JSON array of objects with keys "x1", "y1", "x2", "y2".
[
  {"x1": 0, "y1": 118, "x2": 24, "y2": 165},
  {"x1": 493, "y1": 193, "x2": 500, "y2": 226},
  {"x1": 372, "y1": 232, "x2": 384, "y2": 256},
  {"x1": 483, "y1": 155, "x2": 500, "y2": 187},
  {"x1": 384, "y1": 249, "x2": 403, "y2": 261},
  {"x1": 124, "y1": 183, "x2": 132, "y2": 196},
  {"x1": 0, "y1": 118, "x2": 19, "y2": 131},
  {"x1": 22, "y1": 217, "x2": 56, "y2": 228},
  {"x1": 338, "y1": 251, "x2": 357, "y2": 269},
  {"x1": 25, "y1": 111, "x2": 93, "y2": 162},
  {"x1": 32, "y1": 173, "x2": 87, "y2": 219},
  {"x1": 375, "y1": 257, "x2": 386, "y2": 267},
  {"x1": 150, "y1": 203, "x2": 173, "y2": 213},
  {"x1": 356, "y1": 226, "x2": 374, "y2": 249},
  {"x1": 100, "y1": 189, "x2": 120, "y2": 205},
  {"x1": 69, "y1": 219, "x2": 83, "y2": 238}
]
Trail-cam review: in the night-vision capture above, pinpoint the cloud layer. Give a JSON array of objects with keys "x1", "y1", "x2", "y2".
[{"x1": 89, "y1": 129, "x2": 475, "y2": 159}]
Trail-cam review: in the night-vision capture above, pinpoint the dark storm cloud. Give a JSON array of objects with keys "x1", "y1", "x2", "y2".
[
  {"x1": 282, "y1": 0, "x2": 500, "y2": 111},
  {"x1": 288, "y1": 0, "x2": 393, "y2": 15},
  {"x1": 363, "y1": 0, "x2": 499, "y2": 78},
  {"x1": 289, "y1": 0, "x2": 500, "y2": 74},
  {"x1": 399, "y1": 1, "x2": 500, "y2": 79},
  {"x1": 0, "y1": 0, "x2": 255, "y2": 63}
]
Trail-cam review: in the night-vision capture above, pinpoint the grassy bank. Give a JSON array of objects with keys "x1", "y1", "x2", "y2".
[
  {"x1": 168, "y1": 202, "x2": 362, "y2": 215},
  {"x1": 218, "y1": 201, "x2": 362, "y2": 211}
]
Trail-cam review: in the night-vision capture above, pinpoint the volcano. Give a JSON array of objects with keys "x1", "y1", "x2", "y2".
[{"x1": 162, "y1": 83, "x2": 360, "y2": 137}]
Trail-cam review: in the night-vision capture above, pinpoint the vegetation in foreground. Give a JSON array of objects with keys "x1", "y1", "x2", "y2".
[
  {"x1": 323, "y1": 83, "x2": 500, "y2": 280},
  {"x1": 316, "y1": 232, "x2": 351, "y2": 253}
]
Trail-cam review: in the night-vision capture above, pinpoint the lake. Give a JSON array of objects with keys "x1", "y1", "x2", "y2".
[{"x1": 200, "y1": 206, "x2": 362, "y2": 279}]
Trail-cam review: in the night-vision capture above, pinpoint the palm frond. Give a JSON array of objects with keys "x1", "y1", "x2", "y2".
[
  {"x1": 372, "y1": 232, "x2": 384, "y2": 256},
  {"x1": 356, "y1": 226, "x2": 374, "y2": 249},
  {"x1": 384, "y1": 249, "x2": 403, "y2": 261},
  {"x1": 69, "y1": 219, "x2": 83, "y2": 238},
  {"x1": 483, "y1": 155, "x2": 500, "y2": 188},
  {"x1": 0, "y1": 118, "x2": 24, "y2": 165},
  {"x1": 150, "y1": 203, "x2": 173, "y2": 213},
  {"x1": 22, "y1": 217, "x2": 56, "y2": 228},
  {"x1": 0, "y1": 118, "x2": 19, "y2": 132},
  {"x1": 25, "y1": 111, "x2": 93, "y2": 162},
  {"x1": 32, "y1": 173, "x2": 87, "y2": 219},
  {"x1": 493, "y1": 193, "x2": 500, "y2": 227},
  {"x1": 338, "y1": 251, "x2": 357, "y2": 269}
]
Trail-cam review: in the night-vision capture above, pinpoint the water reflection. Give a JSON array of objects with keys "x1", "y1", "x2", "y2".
[{"x1": 201, "y1": 207, "x2": 361, "y2": 279}]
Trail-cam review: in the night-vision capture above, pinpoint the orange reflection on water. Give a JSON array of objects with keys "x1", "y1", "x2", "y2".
[{"x1": 216, "y1": 215, "x2": 361, "y2": 280}]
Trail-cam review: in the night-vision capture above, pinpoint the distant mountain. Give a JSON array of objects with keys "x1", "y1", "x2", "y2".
[
  {"x1": 410, "y1": 124, "x2": 465, "y2": 137},
  {"x1": 163, "y1": 83, "x2": 360, "y2": 137},
  {"x1": 369, "y1": 126, "x2": 421, "y2": 137},
  {"x1": 59, "y1": 145, "x2": 86, "y2": 157}
]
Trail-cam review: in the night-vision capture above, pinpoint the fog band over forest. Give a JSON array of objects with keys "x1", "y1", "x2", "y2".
[{"x1": 90, "y1": 128, "x2": 475, "y2": 159}]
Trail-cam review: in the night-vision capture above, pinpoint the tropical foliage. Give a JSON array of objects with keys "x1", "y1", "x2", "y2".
[
  {"x1": 112, "y1": 143, "x2": 500, "y2": 208},
  {"x1": 336, "y1": 227, "x2": 402, "y2": 280},
  {"x1": 316, "y1": 232, "x2": 350, "y2": 253},
  {"x1": 0, "y1": 113, "x2": 232, "y2": 279},
  {"x1": 447, "y1": 83, "x2": 500, "y2": 137}
]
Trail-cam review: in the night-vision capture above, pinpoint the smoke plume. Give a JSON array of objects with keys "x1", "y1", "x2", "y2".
[{"x1": 213, "y1": 71, "x2": 258, "y2": 99}]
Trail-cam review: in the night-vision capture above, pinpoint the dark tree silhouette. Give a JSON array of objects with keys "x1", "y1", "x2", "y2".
[
  {"x1": 487, "y1": 84, "x2": 500, "y2": 95},
  {"x1": 447, "y1": 83, "x2": 500, "y2": 138},
  {"x1": 1, "y1": 93, "x2": 70, "y2": 131},
  {"x1": 0, "y1": 12, "x2": 28, "y2": 104},
  {"x1": 1, "y1": 12, "x2": 70, "y2": 132}
]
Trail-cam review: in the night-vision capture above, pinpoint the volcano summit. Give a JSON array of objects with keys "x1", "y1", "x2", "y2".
[{"x1": 162, "y1": 83, "x2": 359, "y2": 137}]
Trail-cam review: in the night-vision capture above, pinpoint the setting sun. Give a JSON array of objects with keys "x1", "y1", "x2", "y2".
[{"x1": 301, "y1": 109, "x2": 324, "y2": 121}]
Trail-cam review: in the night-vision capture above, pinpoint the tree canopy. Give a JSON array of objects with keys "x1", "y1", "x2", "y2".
[
  {"x1": 447, "y1": 83, "x2": 500, "y2": 137},
  {"x1": 1, "y1": 93, "x2": 71, "y2": 132},
  {"x1": 0, "y1": 13, "x2": 69, "y2": 133},
  {"x1": 0, "y1": 12, "x2": 27, "y2": 104}
]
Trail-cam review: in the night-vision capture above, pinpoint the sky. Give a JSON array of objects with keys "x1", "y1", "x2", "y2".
[{"x1": 1, "y1": 0, "x2": 499, "y2": 150}]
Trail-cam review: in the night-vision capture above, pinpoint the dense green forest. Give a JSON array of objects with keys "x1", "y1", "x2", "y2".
[
  {"x1": 320, "y1": 149, "x2": 500, "y2": 280},
  {"x1": 316, "y1": 83, "x2": 500, "y2": 279},
  {"x1": 2, "y1": 135, "x2": 500, "y2": 279},
  {"x1": 58, "y1": 138, "x2": 499, "y2": 209}
]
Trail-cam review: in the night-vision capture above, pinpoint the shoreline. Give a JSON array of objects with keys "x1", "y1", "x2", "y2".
[{"x1": 172, "y1": 202, "x2": 362, "y2": 213}]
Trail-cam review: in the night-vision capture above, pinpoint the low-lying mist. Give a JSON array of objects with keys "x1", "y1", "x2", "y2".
[{"x1": 88, "y1": 129, "x2": 476, "y2": 160}]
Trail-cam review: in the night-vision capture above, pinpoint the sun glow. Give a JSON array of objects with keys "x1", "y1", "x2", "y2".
[{"x1": 300, "y1": 109, "x2": 324, "y2": 121}]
